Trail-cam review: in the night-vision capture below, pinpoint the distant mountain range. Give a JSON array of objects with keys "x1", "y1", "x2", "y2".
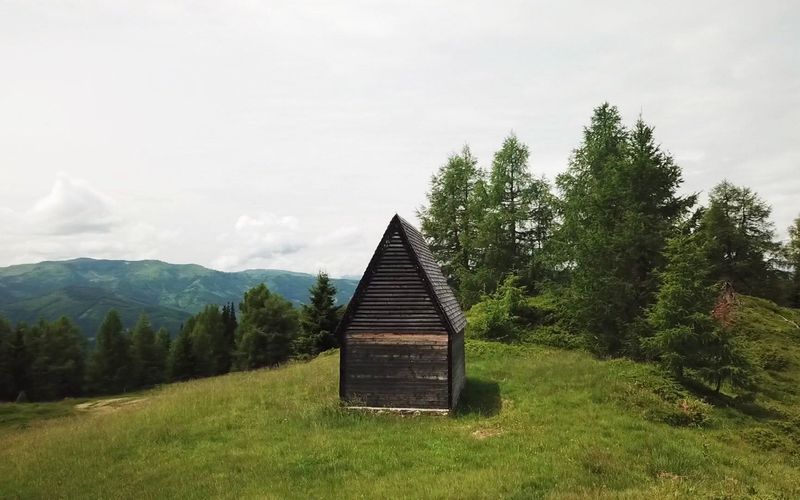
[{"x1": 0, "y1": 258, "x2": 359, "y2": 338}]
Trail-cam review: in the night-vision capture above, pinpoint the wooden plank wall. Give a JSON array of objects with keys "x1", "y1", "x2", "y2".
[
  {"x1": 342, "y1": 228, "x2": 450, "y2": 409},
  {"x1": 449, "y1": 331, "x2": 465, "y2": 408},
  {"x1": 344, "y1": 333, "x2": 448, "y2": 409}
]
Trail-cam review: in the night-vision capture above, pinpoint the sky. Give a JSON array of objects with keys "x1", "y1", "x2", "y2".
[{"x1": 1, "y1": 1, "x2": 798, "y2": 277}]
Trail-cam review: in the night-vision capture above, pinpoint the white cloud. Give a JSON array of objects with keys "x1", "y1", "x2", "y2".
[
  {"x1": 29, "y1": 173, "x2": 118, "y2": 235},
  {"x1": 0, "y1": 174, "x2": 176, "y2": 265},
  {"x1": 212, "y1": 213, "x2": 368, "y2": 276},
  {"x1": 0, "y1": 1, "x2": 798, "y2": 274}
]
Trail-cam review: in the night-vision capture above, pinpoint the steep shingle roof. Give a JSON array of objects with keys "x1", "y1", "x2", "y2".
[
  {"x1": 395, "y1": 215, "x2": 467, "y2": 334},
  {"x1": 336, "y1": 214, "x2": 466, "y2": 337}
]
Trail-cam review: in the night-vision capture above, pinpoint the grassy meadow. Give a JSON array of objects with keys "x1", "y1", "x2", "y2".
[{"x1": 2, "y1": 297, "x2": 800, "y2": 499}]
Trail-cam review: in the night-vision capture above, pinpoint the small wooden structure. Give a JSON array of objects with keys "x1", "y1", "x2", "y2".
[{"x1": 337, "y1": 214, "x2": 466, "y2": 412}]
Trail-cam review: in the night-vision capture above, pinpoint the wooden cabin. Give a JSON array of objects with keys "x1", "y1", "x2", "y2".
[{"x1": 337, "y1": 214, "x2": 466, "y2": 412}]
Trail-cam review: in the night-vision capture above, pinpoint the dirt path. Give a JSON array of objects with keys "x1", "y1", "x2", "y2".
[{"x1": 75, "y1": 397, "x2": 147, "y2": 414}]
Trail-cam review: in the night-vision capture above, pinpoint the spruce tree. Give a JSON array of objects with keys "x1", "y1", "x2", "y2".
[
  {"x1": 0, "y1": 317, "x2": 15, "y2": 400},
  {"x1": 235, "y1": 284, "x2": 299, "y2": 369},
  {"x1": 556, "y1": 105, "x2": 692, "y2": 355},
  {"x1": 25, "y1": 318, "x2": 85, "y2": 400},
  {"x1": 130, "y1": 313, "x2": 161, "y2": 388},
  {"x1": 296, "y1": 272, "x2": 340, "y2": 356},
  {"x1": 168, "y1": 322, "x2": 194, "y2": 381},
  {"x1": 646, "y1": 233, "x2": 756, "y2": 392},
  {"x1": 87, "y1": 310, "x2": 133, "y2": 394},
  {"x1": 154, "y1": 327, "x2": 171, "y2": 382}
]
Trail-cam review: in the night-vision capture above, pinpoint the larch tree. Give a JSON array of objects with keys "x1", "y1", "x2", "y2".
[
  {"x1": 700, "y1": 181, "x2": 781, "y2": 298},
  {"x1": 418, "y1": 145, "x2": 486, "y2": 303}
]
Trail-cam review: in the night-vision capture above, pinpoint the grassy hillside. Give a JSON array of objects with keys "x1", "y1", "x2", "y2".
[
  {"x1": 0, "y1": 259, "x2": 358, "y2": 337},
  {"x1": 1, "y1": 297, "x2": 799, "y2": 499}
]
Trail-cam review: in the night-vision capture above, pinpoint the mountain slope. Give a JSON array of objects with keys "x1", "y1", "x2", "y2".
[
  {"x1": 0, "y1": 258, "x2": 358, "y2": 336},
  {"x1": 1, "y1": 298, "x2": 799, "y2": 498}
]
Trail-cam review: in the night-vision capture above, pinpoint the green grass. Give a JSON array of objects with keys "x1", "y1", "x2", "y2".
[{"x1": 1, "y1": 298, "x2": 799, "y2": 499}]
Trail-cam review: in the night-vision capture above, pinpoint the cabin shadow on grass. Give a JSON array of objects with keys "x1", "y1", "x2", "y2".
[{"x1": 454, "y1": 377, "x2": 501, "y2": 417}]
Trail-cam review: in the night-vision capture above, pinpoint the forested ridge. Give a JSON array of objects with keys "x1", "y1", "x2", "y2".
[{"x1": 0, "y1": 273, "x2": 343, "y2": 401}]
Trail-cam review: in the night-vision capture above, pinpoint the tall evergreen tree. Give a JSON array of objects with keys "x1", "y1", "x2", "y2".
[
  {"x1": 700, "y1": 181, "x2": 782, "y2": 299},
  {"x1": 87, "y1": 310, "x2": 133, "y2": 394},
  {"x1": 168, "y1": 321, "x2": 195, "y2": 381},
  {"x1": 130, "y1": 313, "x2": 162, "y2": 388},
  {"x1": 189, "y1": 305, "x2": 228, "y2": 377},
  {"x1": 221, "y1": 303, "x2": 238, "y2": 367},
  {"x1": 556, "y1": 105, "x2": 692, "y2": 355},
  {"x1": 480, "y1": 134, "x2": 536, "y2": 290},
  {"x1": 154, "y1": 327, "x2": 171, "y2": 381},
  {"x1": 418, "y1": 145, "x2": 486, "y2": 302},
  {"x1": 0, "y1": 317, "x2": 15, "y2": 400},
  {"x1": 24, "y1": 318, "x2": 85, "y2": 400},
  {"x1": 787, "y1": 215, "x2": 800, "y2": 308},
  {"x1": 296, "y1": 272, "x2": 340, "y2": 356},
  {"x1": 235, "y1": 284, "x2": 299, "y2": 369},
  {"x1": 645, "y1": 233, "x2": 756, "y2": 392}
]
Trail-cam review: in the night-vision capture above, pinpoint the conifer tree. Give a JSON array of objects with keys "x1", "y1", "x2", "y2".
[
  {"x1": 418, "y1": 145, "x2": 486, "y2": 302},
  {"x1": 296, "y1": 272, "x2": 340, "y2": 356},
  {"x1": 168, "y1": 321, "x2": 195, "y2": 381},
  {"x1": 221, "y1": 302, "x2": 238, "y2": 357},
  {"x1": 788, "y1": 215, "x2": 800, "y2": 307},
  {"x1": 235, "y1": 284, "x2": 299, "y2": 369},
  {"x1": 481, "y1": 133, "x2": 557, "y2": 293},
  {"x1": 25, "y1": 318, "x2": 85, "y2": 400},
  {"x1": 556, "y1": 105, "x2": 692, "y2": 355},
  {"x1": 645, "y1": 233, "x2": 756, "y2": 392},
  {"x1": 154, "y1": 327, "x2": 171, "y2": 381},
  {"x1": 87, "y1": 310, "x2": 132, "y2": 394},
  {"x1": 131, "y1": 313, "x2": 161, "y2": 388},
  {"x1": 700, "y1": 181, "x2": 781, "y2": 298},
  {"x1": 0, "y1": 317, "x2": 15, "y2": 400}
]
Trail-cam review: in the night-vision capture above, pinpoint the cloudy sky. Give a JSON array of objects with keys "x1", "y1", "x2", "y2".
[{"x1": 1, "y1": 1, "x2": 798, "y2": 277}]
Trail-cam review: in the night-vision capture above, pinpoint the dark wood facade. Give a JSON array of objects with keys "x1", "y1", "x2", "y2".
[{"x1": 337, "y1": 215, "x2": 466, "y2": 411}]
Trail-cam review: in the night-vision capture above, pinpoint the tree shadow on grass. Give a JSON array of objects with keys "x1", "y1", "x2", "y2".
[
  {"x1": 681, "y1": 378, "x2": 783, "y2": 420},
  {"x1": 454, "y1": 378, "x2": 502, "y2": 417}
]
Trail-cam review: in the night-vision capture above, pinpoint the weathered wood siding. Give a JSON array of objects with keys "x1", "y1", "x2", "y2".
[
  {"x1": 342, "y1": 227, "x2": 450, "y2": 409},
  {"x1": 449, "y1": 330, "x2": 465, "y2": 408},
  {"x1": 339, "y1": 216, "x2": 467, "y2": 411},
  {"x1": 343, "y1": 333, "x2": 448, "y2": 409},
  {"x1": 345, "y1": 230, "x2": 448, "y2": 334}
]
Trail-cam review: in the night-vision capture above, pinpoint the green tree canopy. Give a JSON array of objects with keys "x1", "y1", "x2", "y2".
[
  {"x1": 556, "y1": 104, "x2": 693, "y2": 355},
  {"x1": 296, "y1": 272, "x2": 340, "y2": 356},
  {"x1": 87, "y1": 310, "x2": 132, "y2": 394},
  {"x1": 700, "y1": 181, "x2": 781, "y2": 298},
  {"x1": 131, "y1": 313, "x2": 163, "y2": 388},
  {"x1": 235, "y1": 284, "x2": 299, "y2": 370},
  {"x1": 418, "y1": 145, "x2": 486, "y2": 302}
]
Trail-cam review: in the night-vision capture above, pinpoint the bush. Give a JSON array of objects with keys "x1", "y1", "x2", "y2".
[
  {"x1": 666, "y1": 398, "x2": 713, "y2": 427},
  {"x1": 523, "y1": 325, "x2": 586, "y2": 350},
  {"x1": 466, "y1": 276, "x2": 531, "y2": 342}
]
